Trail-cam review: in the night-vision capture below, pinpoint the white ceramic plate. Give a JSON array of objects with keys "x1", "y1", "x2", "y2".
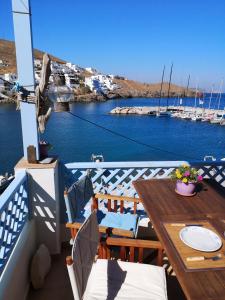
[{"x1": 179, "y1": 226, "x2": 222, "y2": 252}]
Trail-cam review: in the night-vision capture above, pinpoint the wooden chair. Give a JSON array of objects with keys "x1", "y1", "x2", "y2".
[
  {"x1": 66, "y1": 211, "x2": 167, "y2": 300},
  {"x1": 64, "y1": 175, "x2": 141, "y2": 240}
]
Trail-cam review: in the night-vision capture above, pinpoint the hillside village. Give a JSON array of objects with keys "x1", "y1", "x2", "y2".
[
  {"x1": 0, "y1": 56, "x2": 121, "y2": 102},
  {"x1": 0, "y1": 39, "x2": 195, "y2": 102}
]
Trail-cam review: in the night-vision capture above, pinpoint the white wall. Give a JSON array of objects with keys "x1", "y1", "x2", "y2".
[
  {"x1": 27, "y1": 163, "x2": 61, "y2": 254},
  {"x1": 0, "y1": 220, "x2": 37, "y2": 300}
]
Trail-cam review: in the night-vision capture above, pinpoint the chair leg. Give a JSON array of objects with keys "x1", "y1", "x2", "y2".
[
  {"x1": 98, "y1": 243, "x2": 103, "y2": 259},
  {"x1": 157, "y1": 249, "x2": 163, "y2": 266},
  {"x1": 98, "y1": 240, "x2": 108, "y2": 259}
]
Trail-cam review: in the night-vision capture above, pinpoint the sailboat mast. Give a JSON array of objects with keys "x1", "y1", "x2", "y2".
[
  {"x1": 208, "y1": 85, "x2": 214, "y2": 110},
  {"x1": 166, "y1": 63, "x2": 173, "y2": 110},
  {"x1": 217, "y1": 79, "x2": 223, "y2": 110},
  {"x1": 158, "y1": 65, "x2": 165, "y2": 111},
  {"x1": 185, "y1": 74, "x2": 190, "y2": 97},
  {"x1": 194, "y1": 81, "x2": 198, "y2": 115}
]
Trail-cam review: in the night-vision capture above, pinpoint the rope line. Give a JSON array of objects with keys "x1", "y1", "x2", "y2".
[{"x1": 68, "y1": 111, "x2": 201, "y2": 161}]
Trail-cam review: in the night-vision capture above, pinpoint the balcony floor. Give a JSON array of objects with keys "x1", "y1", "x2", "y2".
[
  {"x1": 27, "y1": 245, "x2": 73, "y2": 300},
  {"x1": 27, "y1": 242, "x2": 186, "y2": 300}
]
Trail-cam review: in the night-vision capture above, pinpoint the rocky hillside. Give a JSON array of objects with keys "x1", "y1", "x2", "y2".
[
  {"x1": 111, "y1": 79, "x2": 195, "y2": 98},
  {"x1": 0, "y1": 39, "x2": 65, "y2": 74},
  {"x1": 0, "y1": 39, "x2": 194, "y2": 100}
]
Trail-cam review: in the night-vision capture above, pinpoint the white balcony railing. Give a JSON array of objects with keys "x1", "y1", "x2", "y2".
[
  {"x1": 0, "y1": 171, "x2": 29, "y2": 275},
  {"x1": 65, "y1": 160, "x2": 225, "y2": 197}
]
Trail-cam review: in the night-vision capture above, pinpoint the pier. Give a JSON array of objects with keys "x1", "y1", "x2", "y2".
[
  {"x1": 110, "y1": 106, "x2": 225, "y2": 125},
  {"x1": 110, "y1": 106, "x2": 225, "y2": 115}
]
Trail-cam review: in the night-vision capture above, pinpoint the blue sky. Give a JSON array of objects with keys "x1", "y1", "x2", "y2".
[{"x1": 1, "y1": 0, "x2": 225, "y2": 90}]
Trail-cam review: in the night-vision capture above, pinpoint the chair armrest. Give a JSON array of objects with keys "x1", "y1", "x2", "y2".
[
  {"x1": 106, "y1": 237, "x2": 163, "y2": 249},
  {"x1": 66, "y1": 222, "x2": 81, "y2": 229},
  {"x1": 95, "y1": 193, "x2": 141, "y2": 203}
]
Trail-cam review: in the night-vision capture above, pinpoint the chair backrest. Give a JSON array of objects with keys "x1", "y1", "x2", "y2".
[
  {"x1": 64, "y1": 175, "x2": 94, "y2": 222},
  {"x1": 67, "y1": 210, "x2": 99, "y2": 300}
]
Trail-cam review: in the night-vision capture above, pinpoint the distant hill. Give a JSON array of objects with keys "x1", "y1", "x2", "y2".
[
  {"x1": 113, "y1": 78, "x2": 195, "y2": 98},
  {"x1": 0, "y1": 39, "x2": 194, "y2": 98},
  {"x1": 0, "y1": 39, "x2": 65, "y2": 74}
]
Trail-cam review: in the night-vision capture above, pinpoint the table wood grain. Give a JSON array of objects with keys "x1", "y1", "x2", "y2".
[{"x1": 133, "y1": 179, "x2": 225, "y2": 300}]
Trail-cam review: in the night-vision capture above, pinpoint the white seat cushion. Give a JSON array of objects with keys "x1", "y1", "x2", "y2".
[{"x1": 83, "y1": 259, "x2": 168, "y2": 300}]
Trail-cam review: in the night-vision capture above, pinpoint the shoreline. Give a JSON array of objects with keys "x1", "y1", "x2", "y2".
[{"x1": 0, "y1": 94, "x2": 192, "y2": 105}]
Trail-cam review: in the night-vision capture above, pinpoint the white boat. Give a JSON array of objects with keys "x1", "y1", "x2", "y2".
[
  {"x1": 201, "y1": 113, "x2": 214, "y2": 122},
  {"x1": 180, "y1": 113, "x2": 192, "y2": 120},
  {"x1": 0, "y1": 174, "x2": 14, "y2": 193},
  {"x1": 156, "y1": 110, "x2": 170, "y2": 117},
  {"x1": 204, "y1": 155, "x2": 216, "y2": 161},
  {"x1": 171, "y1": 112, "x2": 181, "y2": 118},
  {"x1": 91, "y1": 154, "x2": 104, "y2": 162},
  {"x1": 220, "y1": 118, "x2": 225, "y2": 126},
  {"x1": 191, "y1": 114, "x2": 202, "y2": 121},
  {"x1": 210, "y1": 114, "x2": 224, "y2": 124}
]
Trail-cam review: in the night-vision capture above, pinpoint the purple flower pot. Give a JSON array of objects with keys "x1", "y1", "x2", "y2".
[{"x1": 176, "y1": 181, "x2": 196, "y2": 196}]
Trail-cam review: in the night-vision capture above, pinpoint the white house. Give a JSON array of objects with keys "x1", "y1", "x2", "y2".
[
  {"x1": 0, "y1": 77, "x2": 5, "y2": 90},
  {"x1": 66, "y1": 63, "x2": 82, "y2": 73},
  {"x1": 4, "y1": 73, "x2": 17, "y2": 83},
  {"x1": 34, "y1": 59, "x2": 42, "y2": 68},
  {"x1": 64, "y1": 73, "x2": 80, "y2": 89},
  {"x1": 85, "y1": 67, "x2": 98, "y2": 75}
]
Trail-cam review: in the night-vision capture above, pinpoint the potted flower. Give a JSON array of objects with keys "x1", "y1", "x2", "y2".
[{"x1": 171, "y1": 164, "x2": 203, "y2": 196}]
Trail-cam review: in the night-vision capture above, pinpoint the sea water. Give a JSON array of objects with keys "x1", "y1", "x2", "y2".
[{"x1": 0, "y1": 96, "x2": 224, "y2": 174}]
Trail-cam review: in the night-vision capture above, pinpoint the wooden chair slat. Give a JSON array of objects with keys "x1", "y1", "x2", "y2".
[
  {"x1": 107, "y1": 199, "x2": 111, "y2": 212},
  {"x1": 92, "y1": 196, "x2": 98, "y2": 210},
  {"x1": 114, "y1": 200, "x2": 117, "y2": 212},
  {"x1": 120, "y1": 246, "x2": 126, "y2": 261},
  {"x1": 134, "y1": 202, "x2": 137, "y2": 214},
  {"x1": 120, "y1": 201, "x2": 124, "y2": 213},
  {"x1": 129, "y1": 246, "x2": 134, "y2": 262}
]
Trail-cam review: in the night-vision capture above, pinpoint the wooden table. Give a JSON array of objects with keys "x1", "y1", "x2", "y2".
[{"x1": 133, "y1": 179, "x2": 225, "y2": 300}]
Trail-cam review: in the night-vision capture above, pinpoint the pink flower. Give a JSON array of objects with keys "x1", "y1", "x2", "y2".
[
  {"x1": 184, "y1": 171, "x2": 190, "y2": 177},
  {"x1": 197, "y1": 175, "x2": 203, "y2": 181}
]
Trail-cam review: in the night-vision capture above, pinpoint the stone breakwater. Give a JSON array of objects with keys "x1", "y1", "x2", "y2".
[
  {"x1": 110, "y1": 106, "x2": 157, "y2": 115},
  {"x1": 110, "y1": 106, "x2": 225, "y2": 115}
]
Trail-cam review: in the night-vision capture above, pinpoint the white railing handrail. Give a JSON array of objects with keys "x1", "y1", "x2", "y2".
[
  {"x1": 0, "y1": 171, "x2": 27, "y2": 212},
  {"x1": 65, "y1": 160, "x2": 189, "y2": 169},
  {"x1": 65, "y1": 160, "x2": 225, "y2": 169}
]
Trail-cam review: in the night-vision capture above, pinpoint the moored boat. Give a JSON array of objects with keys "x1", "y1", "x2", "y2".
[
  {"x1": 0, "y1": 174, "x2": 14, "y2": 194},
  {"x1": 191, "y1": 114, "x2": 202, "y2": 121},
  {"x1": 156, "y1": 110, "x2": 170, "y2": 117},
  {"x1": 210, "y1": 113, "x2": 224, "y2": 124}
]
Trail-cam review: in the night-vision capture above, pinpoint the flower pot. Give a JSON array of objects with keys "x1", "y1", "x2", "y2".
[
  {"x1": 39, "y1": 144, "x2": 49, "y2": 159},
  {"x1": 176, "y1": 181, "x2": 196, "y2": 196}
]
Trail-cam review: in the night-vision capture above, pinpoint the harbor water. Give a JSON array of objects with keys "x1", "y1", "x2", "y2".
[{"x1": 0, "y1": 96, "x2": 225, "y2": 174}]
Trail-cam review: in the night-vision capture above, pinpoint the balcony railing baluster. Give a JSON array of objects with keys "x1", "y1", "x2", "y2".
[{"x1": 0, "y1": 171, "x2": 28, "y2": 276}]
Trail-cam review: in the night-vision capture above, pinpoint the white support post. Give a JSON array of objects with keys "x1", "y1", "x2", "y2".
[{"x1": 12, "y1": 0, "x2": 39, "y2": 160}]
